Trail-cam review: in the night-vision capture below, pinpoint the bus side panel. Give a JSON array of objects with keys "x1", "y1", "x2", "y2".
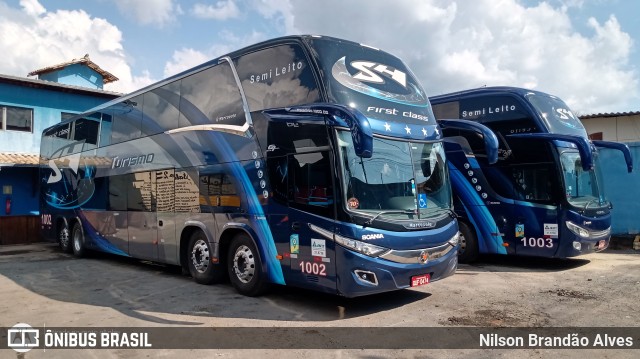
[{"x1": 446, "y1": 154, "x2": 507, "y2": 255}]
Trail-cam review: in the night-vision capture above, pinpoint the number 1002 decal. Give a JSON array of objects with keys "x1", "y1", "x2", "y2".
[{"x1": 299, "y1": 261, "x2": 327, "y2": 276}]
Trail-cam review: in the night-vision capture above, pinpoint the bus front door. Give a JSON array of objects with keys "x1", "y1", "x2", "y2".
[{"x1": 285, "y1": 151, "x2": 337, "y2": 292}]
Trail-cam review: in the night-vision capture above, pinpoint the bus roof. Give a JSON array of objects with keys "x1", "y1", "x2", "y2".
[
  {"x1": 79, "y1": 35, "x2": 371, "y2": 117},
  {"x1": 429, "y1": 86, "x2": 560, "y2": 103}
]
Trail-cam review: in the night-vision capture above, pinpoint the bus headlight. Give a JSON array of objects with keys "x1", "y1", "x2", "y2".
[
  {"x1": 566, "y1": 221, "x2": 590, "y2": 238},
  {"x1": 448, "y1": 232, "x2": 460, "y2": 247},
  {"x1": 335, "y1": 234, "x2": 389, "y2": 257}
]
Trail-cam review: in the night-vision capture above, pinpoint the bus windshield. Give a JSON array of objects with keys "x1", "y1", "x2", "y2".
[
  {"x1": 560, "y1": 150, "x2": 608, "y2": 209},
  {"x1": 337, "y1": 130, "x2": 451, "y2": 220},
  {"x1": 309, "y1": 37, "x2": 437, "y2": 126},
  {"x1": 526, "y1": 93, "x2": 588, "y2": 137}
]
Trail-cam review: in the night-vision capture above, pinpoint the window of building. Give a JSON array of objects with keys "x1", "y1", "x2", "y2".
[{"x1": 1, "y1": 105, "x2": 33, "y2": 132}]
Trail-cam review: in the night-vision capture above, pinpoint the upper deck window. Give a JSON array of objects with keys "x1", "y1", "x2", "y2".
[
  {"x1": 234, "y1": 43, "x2": 320, "y2": 112},
  {"x1": 179, "y1": 62, "x2": 245, "y2": 128},
  {"x1": 526, "y1": 93, "x2": 588, "y2": 138}
]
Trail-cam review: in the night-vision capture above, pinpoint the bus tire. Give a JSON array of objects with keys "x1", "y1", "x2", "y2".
[
  {"x1": 188, "y1": 230, "x2": 225, "y2": 285},
  {"x1": 71, "y1": 222, "x2": 86, "y2": 258},
  {"x1": 227, "y1": 233, "x2": 270, "y2": 296},
  {"x1": 58, "y1": 221, "x2": 72, "y2": 253},
  {"x1": 458, "y1": 221, "x2": 478, "y2": 263}
]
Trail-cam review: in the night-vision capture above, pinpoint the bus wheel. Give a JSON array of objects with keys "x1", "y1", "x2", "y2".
[
  {"x1": 59, "y1": 222, "x2": 72, "y2": 253},
  {"x1": 457, "y1": 222, "x2": 478, "y2": 263},
  {"x1": 227, "y1": 234, "x2": 270, "y2": 296},
  {"x1": 188, "y1": 231, "x2": 225, "y2": 285},
  {"x1": 71, "y1": 222, "x2": 86, "y2": 258}
]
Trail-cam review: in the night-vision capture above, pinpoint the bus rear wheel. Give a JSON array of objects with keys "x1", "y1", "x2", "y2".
[
  {"x1": 58, "y1": 222, "x2": 72, "y2": 253},
  {"x1": 227, "y1": 233, "x2": 270, "y2": 296},
  {"x1": 71, "y1": 222, "x2": 86, "y2": 258},
  {"x1": 457, "y1": 221, "x2": 478, "y2": 263},
  {"x1": 187, "y1": 230, "x2": 225, "y2": 284}
]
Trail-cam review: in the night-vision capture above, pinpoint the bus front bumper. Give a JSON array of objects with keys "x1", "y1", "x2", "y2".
[
  {"x1": 556, "y1": 223, "x2": 611, "y2": 257},
  {"x1": 335, "y1": 242, "x2": 458, "y2": 298}
]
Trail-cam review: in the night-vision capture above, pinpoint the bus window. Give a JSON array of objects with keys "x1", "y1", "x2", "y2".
[
  {"x1": 199, "y1": 173, "x2": 241, "y2": 211},
  {"x1": 99, "y1": 114, "x2": 112, "y2": 147},
  {"x1": 73, "y1": 117, "x2": 100, "y2": 151},
  {"x1": 142, "y1": 80, "x2": 181, "y2": 136},
  {"x1": 234, "y1": 43, "x2": 320, "y2": 112},
  {"x1": 108, "y1": 175, "x2": 128, "y2": 211},
  {"x1": 179, "y1": 62, "x2": 245, "y2": 128},
  {"x1": 42, "y1": 123, "x2": 70, "y2": 159},
  {"x1": 127, "y1": 172, "x2": 153, "y2": 212},
  {"x1": 110, "y1": 96, "x2": 143, "y2": 144},
  {"x1": 288, "y1": 151, "x2": 333, "y2": 217}
]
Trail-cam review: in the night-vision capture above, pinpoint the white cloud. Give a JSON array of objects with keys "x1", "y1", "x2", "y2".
[
  {"x1": 258, "y1": 0, "x2": 638, "y2": 114},
  {"x1": 113, "y1": 0, "x2": 180, "y2": 27},
  {"x1": 163, "y1": 48, "x2": 211, "y2": 78},
  {"x1": 163, "y1": 30, "x2": 267, "y2": 77},
  {"x1": 19, "y1": 0, "x2": 45, "y2": 16},
  {"x1": 0, "y1": 0, "x2": 155, "y2": 94},
  {"x1": 192, "y1": 0, "x2": 240, "y2": 20}
]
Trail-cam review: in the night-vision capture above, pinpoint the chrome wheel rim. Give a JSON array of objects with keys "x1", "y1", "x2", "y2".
[
  {"x1": 191, "y1": 239, "x2": 210, "y2": 273},
  {"x1": 232, "y1": 245, "x2": 255, "y2": 284},
  {"x1": 60, "y1": 227, "x2": 70, "y2": 249},
  {"x1": 458, "y1": 232, "x2": 467, "y2": 255},
  {"x1": 73, "y1": 227, "x2": 82, "y2": 252}
]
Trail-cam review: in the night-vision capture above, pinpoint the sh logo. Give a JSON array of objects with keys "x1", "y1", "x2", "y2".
[
  {"x1": 331, "y1": 56, "x2": 427, "y2": 106},
  {"x1": 350, "y1": 61, "x2": 407, "y2": 88},
  {"x1": 44, "y1": 148, "x2": 95, "y2": 209}
]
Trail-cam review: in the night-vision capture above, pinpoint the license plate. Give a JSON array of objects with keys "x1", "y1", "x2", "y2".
[
  {"x1": 597, "y1": 240, "x2": 606, "y2": 250},
  {"x1": 411, "y1": 274, "x2": 430, "y2": 287}
]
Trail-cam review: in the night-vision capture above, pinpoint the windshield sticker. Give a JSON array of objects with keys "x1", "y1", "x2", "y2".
[
  {"x1": 543, "y1": 223, "x2": 558, "y2": 238},
  {"x1": 331, "y1": 56, "x2": 427, "y2": 106},
  {"x1": 311, "y1": 238, "x2": 326, "y2": 257},
  {"x1": 552, "y1": 108, "x2": 582, "y2": 129},
  {"x1": 515, "y1": 223, "x2": 525, "y2": 238},
  {"x1": 418, "y1": 193, "x2": 428, "y2": 208},
  {"x1": 290, "y1": 234, "x2": 299, "y2": 254},
  {"x1": 347, "y1": 197, "x2": 360, "y2": 209}
]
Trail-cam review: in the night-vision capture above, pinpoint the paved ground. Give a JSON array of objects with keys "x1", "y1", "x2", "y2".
[{"x1": 0, "y1": 242, "x2": 638, "y2": 358}]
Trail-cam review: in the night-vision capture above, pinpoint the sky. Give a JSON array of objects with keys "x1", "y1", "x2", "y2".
[{"x1": 0, "y1": 0, "x2": 638, "y2": 115}]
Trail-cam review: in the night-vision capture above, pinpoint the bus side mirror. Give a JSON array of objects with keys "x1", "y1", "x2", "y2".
[
  {"x1": 268, "y1": 103, "x2": 374, "y2": 158},
  {"x1": 421, "y1": 159, "x2": 432, "y2": 177}
]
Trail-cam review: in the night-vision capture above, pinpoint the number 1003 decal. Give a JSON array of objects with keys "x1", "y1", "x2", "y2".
[
  {"x1": 521, "y1": 237, "x2": 553, "y2": 248},
  {"x1": 299, "y1": 261, "x2": 327, "y2": 276}
]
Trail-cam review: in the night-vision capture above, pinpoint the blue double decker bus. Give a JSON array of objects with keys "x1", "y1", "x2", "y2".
[
  {"x1": 430, "y1": 87, "x2": 632, "y2": 262},
  {"x1": 39, "y1": 35, "x2": 459, "y2": 297}
]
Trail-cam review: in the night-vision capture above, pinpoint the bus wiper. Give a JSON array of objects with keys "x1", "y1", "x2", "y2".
[
  {"x1": 583, "y1": 198, "x2": 600, "y2": 212},
  {"x1": 365, "y1": 209, "x2": 415, "y2": 226}
]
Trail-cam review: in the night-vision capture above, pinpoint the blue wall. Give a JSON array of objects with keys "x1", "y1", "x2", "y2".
[
  {"x1": 39, "y1": 63, "x2": 104, "y2": 89},
  {"x1": 599, "y1": 142, "x2": 640, "y2": 234},
  {"x1": 0, "y1": 167, "x2": 38, "y2": 216},
  {"x1": 0, "y1": 82, "x2": 114, "y2": 154}
]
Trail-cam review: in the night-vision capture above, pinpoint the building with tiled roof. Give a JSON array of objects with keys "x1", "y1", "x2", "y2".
[
  {"x1": 28, "y1": 54, "x2": 119, "y2": 89},
  {"x1": 579, "y1": 111, "x2": 640, "y2": 142},
  {"x1": 0, "y1": 56, "x2": 120, "y2": 244}
]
